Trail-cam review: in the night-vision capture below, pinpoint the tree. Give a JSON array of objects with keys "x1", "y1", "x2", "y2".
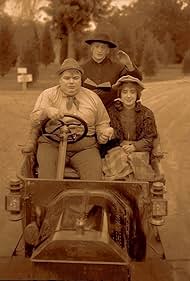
[
  {"x1": 133, "y1": 27, "x2": 151, "y2": 67},
  {"x1": 18, "y1": 20, "x2": 40, "y2": 82},
  {"x1": 0, "y1": 13, "x2": 17, "y2": 76},
  {"x1": 141, "y1": 32, "x2": 158, "y2": 77},
  {"x1": 0, "y1": 0, "x2": 7, "y2": 9},
  {"x1": 59, "y1": 36, "x2": 68, "y2": 63},
  {"x1": 154, "y1": 40, "x2": 168, "y2": 66},
  {"x1": 124, "y1": 0, "x2": 190, "y2": 62},
  {"x1": 163, "y1": 32, "x2": 176, "y2": 65},
  {"x1": 101, "y1": 9, "x2": 136, "y2": 62},
  {"x1": 177, "y1": 3, "x2": 190, "y2": 60},
  {"x1": 20, "y1": 41, "x2": 39, "y2": 82},
  {"x1": 40, "y1": 23, "x2": 55, "y2": 66},
  {"x1": 43, "y1": 0, "x2": 113, "y2": 58},
  {"x1": 182, "y1": 49, "x2": 190, "y2": 74},
  {"x1": 75, "y1": 31, "x2": 89, "y2": 62}
]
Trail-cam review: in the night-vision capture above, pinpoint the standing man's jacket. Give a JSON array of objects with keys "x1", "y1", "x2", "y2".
[{"x1": 81, "y1": 57, "x2": 142, "y2": 107}]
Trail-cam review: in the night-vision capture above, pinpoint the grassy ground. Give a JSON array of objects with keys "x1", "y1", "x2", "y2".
[
  {"x1": 0, "y1": 63, "x2": 188, "y2": 92},
  {"x1": 0, "y1": 63, "x2": 58, "y2": 91}
]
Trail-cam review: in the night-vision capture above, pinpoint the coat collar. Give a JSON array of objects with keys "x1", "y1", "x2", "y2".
[
  {"x1": 113, "y1": 100, "x2": 142, "y2": 112},
  {"x1": 135, "y1": 101, "x2": 142, "y2": 112}
]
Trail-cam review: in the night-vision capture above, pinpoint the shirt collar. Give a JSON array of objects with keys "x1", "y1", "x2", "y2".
[{"x1": 90, "y1": 56, "x2": 110, "y2": 65}]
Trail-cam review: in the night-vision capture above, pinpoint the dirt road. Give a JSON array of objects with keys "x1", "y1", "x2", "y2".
[
  {"x1": 0, "y1": 79, "x2": 190, "y2": 280},
  {"x1": 143, "y1": 79, "x2": 190, "y2": 281}
]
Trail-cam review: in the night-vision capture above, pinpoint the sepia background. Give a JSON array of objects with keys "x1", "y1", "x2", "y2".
[{"x1": 0, "y1": 0, "x2": 190, "y2": 280}]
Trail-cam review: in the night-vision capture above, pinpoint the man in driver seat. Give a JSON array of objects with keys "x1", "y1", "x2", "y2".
[{"x1": 27, "y1": 58, "x2": 113, "y2": 180}]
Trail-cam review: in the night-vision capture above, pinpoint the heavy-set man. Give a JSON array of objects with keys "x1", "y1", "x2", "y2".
[{"x1": 27, "y1": 58, "x2": 113, "y2": 180}]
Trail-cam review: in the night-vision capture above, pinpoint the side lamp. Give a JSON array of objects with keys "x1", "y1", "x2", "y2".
[
  {"x1": 5, "y1": 178, "x2": 23, "y2": 221},
  {"x1": 150, "y1": 181, "x2": 168, "y2": 226}
]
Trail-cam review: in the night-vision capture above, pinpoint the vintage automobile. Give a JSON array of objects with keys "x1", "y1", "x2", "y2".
[{"x1": 4, "y1": 114, "x2": 168, "y2": 280}]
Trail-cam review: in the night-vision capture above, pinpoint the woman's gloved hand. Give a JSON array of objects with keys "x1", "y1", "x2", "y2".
[{"x1": 121, "y1": 143, "x2": 136, "y2": 153}]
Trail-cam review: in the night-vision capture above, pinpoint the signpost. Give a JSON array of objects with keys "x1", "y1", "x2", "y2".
[
  {"x1": 17, "y1": 68, "x2": 33, "y2": 91},
  {"x1": 17, "y1": 67, "x2": 27, "y2": 74}
]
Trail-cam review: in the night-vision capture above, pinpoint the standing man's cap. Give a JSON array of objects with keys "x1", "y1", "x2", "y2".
[
  {"x1": 85, "y1": 32, "x2": 117, "y2": 48},
  {"x1": 112, "y1": 75, "x2": 145, "y2": 91},
  {"x1": 58, "y1": 58, "x2": 84, "y2": 75}
]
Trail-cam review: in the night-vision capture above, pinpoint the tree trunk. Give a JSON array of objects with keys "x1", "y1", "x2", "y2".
[
  {"x1": 54, "y1": 38, "x2": 61, "y2": 64},
  {"x1": 67, "y1": 27, "x2": 76, "y2": 59}
]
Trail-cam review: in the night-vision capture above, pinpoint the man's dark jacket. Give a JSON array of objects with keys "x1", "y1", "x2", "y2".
[{"x1": 81, "y1": 57, "x2": 142, "y2": 107}]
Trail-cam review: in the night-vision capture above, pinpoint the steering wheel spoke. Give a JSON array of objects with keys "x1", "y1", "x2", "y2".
[{"x1": 41, "y1": 114, "x2": 88, "y2": 144}]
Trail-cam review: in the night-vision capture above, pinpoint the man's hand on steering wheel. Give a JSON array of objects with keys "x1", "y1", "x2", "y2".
[
  {"x1": 46, "y1": 107, "x2": 64, "y2": 121},
  {"x1": 42, "y1": 114, "x2": 88, "y2": 144}
]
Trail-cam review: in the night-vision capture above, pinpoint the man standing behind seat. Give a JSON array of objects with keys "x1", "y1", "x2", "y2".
[
  {"x1": 81, "y1": 32, "x2": 142, "y2": 107},
  {"x1": 29, "y1": 58, "x2": 113, "y2": 180}
]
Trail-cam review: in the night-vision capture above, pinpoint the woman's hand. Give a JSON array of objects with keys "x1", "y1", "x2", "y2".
[
  {"x1": 98, "y1": 127, "x2": 114, "y2": 144},
  {"x1": 122, "y1": 144, "x2": 136, "y2": 153}
]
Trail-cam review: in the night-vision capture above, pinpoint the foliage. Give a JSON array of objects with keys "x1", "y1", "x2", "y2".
[
  {"x1": 75, "y1": 31, "x2": 89, "y2": 62},
  {"x1": 108, "y1": 0, "x2": 190, "y2": 63},
  {"x1": 95, "y1": 9, "x2": 137, "y2": 63},
  {"x1": 40, "y1": 23, "x2": 55, "y2": 66},
  {"x1": 176, "y1": 3, "x2": 190, "y2": 61},
  {"x1": 163, "y1": 32, "x2": 176, "y2": 65},
  {"x1": 0, "y1": 13, "x2": 17, "y2": 76},
  {"x1": 154, "y1": 40, "x2": 168, "y2": 66},
  {"x1": 141, "y1": 32, "x2": 158, "y2": 77},
  {"x1": 0, "y1": 0, "x2": 6, "y2": 7},
  {"x1": 133, "y1": 28, "x2": 150, "y2": 66},
  {"x1": 131, "y1": 0, "x2": 190, "y2": 61},
  {"x1": 48, "y1": 0, "x2": 113, "y2": 33},
  {"x1": 182, "y1": 49, "x2": 190, "y2": 74},
  {"x1": 42, "y1": 0, "x2": 113, "y2": 58}
]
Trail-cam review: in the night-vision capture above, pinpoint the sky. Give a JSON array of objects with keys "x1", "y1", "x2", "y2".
[{"x1": 112, "y1": 0, "x2": 133, "y2": 7}]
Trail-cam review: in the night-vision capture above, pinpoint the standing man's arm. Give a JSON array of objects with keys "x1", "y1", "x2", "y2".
[
  {"x1": 117, "y1": 50, "x2": 143, "y2": 80},
  {"x1": 121, "y1": 64, "x2": 143, "y2": 81}
]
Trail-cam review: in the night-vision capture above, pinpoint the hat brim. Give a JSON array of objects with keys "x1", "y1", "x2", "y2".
[
  {"x1": 85, "y1": 39, "x2": 117, "y2": 48},
  {"x1": 112, "y1": 78, "x2": 144, "y2": 91},
  {"x1": 57, "y1": 67, "x2": 84, "y2": 76}
]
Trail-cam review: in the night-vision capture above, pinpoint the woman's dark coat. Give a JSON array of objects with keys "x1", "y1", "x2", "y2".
[{"x1": 100, "y1": 101, "x2": 158, "y2": 157}]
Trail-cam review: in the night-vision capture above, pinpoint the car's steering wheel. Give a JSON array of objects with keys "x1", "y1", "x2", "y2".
[{"x1": 41, "y1": 114, "x2": 88, "y2": 144}]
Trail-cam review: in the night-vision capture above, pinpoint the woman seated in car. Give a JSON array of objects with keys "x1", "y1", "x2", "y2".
[{"x1": 101, "y1": 75, "x2": 158, "y2": 181}]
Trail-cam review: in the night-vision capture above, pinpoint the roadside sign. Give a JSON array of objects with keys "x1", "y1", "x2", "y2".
[
  {"x1": 17, "y1": 67, "x2": 27, "y2": 74},
  {"x1": 17, "y1": 73, "x2": 33, "y2": 91},
  {"x1": 17, "y1": 74, "x2": 33, "y2": 83}
]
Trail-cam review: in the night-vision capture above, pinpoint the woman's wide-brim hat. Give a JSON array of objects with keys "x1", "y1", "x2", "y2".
[
  {"x1": 85, "y1": 32, "x2": 117, "y2": 48},
  {"x1": 57, "y1": 58, "x2": 84, "y2": 75},
  {"x1": 112, "y1": 75, "x2": 145, "y2": 91}
]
